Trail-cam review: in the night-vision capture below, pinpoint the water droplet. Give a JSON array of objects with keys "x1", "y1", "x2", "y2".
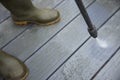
[{"x1": 96, "y1": 38, "x2": 108, "y2": 48}]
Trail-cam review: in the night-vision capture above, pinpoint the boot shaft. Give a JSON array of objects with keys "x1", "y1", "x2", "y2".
[{"x1": 0, "y1": 0, "x2": 35, "y2": 16}]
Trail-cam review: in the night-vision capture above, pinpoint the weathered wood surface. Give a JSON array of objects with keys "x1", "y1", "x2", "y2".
[
  {"x1": 3, "y1": 0, "x2": 94, "y2": 60},
  {"x1": 0, "y1": 0, "x2": 64, "y2": 48},
  {"x1": 0, "y1": 0, "x2": 120, "y2": 80},
  {"x1": 49, "y1": 9, "x2": 120, "y2": 80},
  {"x1": 21, "y1": 0, "x2": 120, "y2": 80},
  {"x1": 25, "y1": 15, "x2": 90, "y2": 80},
  {"x1": 94, "y1": 50, "x2": 120, "y2": 80},
  {"x1": 0, "y1": 0, "x2": 93, "y2": 79}
]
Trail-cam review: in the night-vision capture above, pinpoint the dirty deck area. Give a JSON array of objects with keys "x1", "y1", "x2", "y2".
[{"x1": 0, "y1": 0, "x2": 120, "y2": 80}]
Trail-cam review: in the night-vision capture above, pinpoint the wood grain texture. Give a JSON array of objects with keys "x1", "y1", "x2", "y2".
[
  {"x1": 3, "y1": 0, "x2": 93, "y2": 60},
  {"x1": 93, "y1": 50, "x2": 120, "y2": 80},
  {"x1": 49, "y1": 9, "x2": 120, "y2": 80}
]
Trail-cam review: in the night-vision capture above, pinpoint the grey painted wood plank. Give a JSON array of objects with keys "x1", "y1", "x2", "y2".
[
  {"x1": 4, "y1": 0, "x2": 119, "y2": 61},
  {"x1": 0, "y1": 3, "x2": 10, "y2": 23},
  {"x1": 3, "y1": 0, "x2": 94, "y2": 60},
  {"x1": 88, "y1": 0, "x2": 120, "y2": 27},
  {"x1": 22, "y1": 1, "x2": 120, "y2": 80},
  {"x1": 0, "y1": 18, "x2": 28, "y2": 48},
  {"x1": 93, "y1": 50, "x2": 120, "y2": 80},
  {"x1": 0, "y1": 0, "x2": 119, "y2": 79},
  {"x1": 49, "y1": 9, "x2": 120, "y2": 80},
  {"x1": 0, "y1": 1, "x2": 64, "y2": 79},
  {"x1": 25, "y1": 15, "x2": 89, "y2": 80},
  {"x1": 0, "y1": 0, "x2": 63, "y2": 48}
]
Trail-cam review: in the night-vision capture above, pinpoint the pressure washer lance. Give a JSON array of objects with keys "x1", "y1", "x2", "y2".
[
  {"x1": 88, "y1": 25, "x2": 97, "y2": 38},
  {"x1": 75, "y1": 0, "x2": 98, "y2": 38}
]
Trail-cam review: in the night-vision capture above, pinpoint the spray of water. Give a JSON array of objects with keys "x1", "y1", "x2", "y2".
[{"x1": 96, "y1": 38, "x2": 108, "y2": 48}]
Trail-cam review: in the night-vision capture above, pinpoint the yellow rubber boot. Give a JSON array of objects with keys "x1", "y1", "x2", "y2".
[
  {"x1": 0, "y1": 0, "x2": 60, "y2": 25},
  {"x1": 0, "y1": 50, "x2": 28, "y2": 80}
]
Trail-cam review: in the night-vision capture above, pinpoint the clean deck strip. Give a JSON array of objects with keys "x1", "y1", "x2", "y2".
[
  {"x1": 49, "y1": 9, "x2": 120, "y2": 80},
  {"x1": 93, "y1": 49, "x2": 120, "y2": 80}
]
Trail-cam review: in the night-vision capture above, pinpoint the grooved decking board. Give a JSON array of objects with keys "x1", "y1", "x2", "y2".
[
  {"x1": 0, "y1": 0, "x2": 63, "y2": 23},
  {"x1": 22, "y1": 0, "x2": 120, "y2": 80},
  {"x1": 0, "y1": 0, "x2": 63, "y2": 48},
  {"x1": 88, "y1": 0, "x2": 120, "y2": 27},
  {"x1": 49, "y1": 9, "x2": 120, "y2": 80},
  {"x1": 93, "y1": 50, "x2": 120, "y2": 80},
  {"x1": 25, "y1": 15, "x2": 89, "y2": 80},
  {"x1": 0, "y1": 18, "x2": 28, "y2": 48},
  {"x1": 0, "y1": 3, "x2": 9, "y2": 23},
  {"x1": 3, "y1": 0, "x2": 94, "y2": 60}
]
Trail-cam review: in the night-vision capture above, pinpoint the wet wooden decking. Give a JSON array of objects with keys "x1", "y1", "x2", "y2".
[{"x1": 0, "y1": 0, "x2": 120, "y2": 80}]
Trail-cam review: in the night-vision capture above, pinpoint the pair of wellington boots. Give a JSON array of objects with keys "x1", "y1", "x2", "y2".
[
  {"x1": 0, "y1": 0, "x2": 60, "y2": 80},
  {"x1": 0, "y1": 0, "x2": 60, "y2": 25},
  {"x1": 0, "y1": 50, "x2": 28, "y2": 80}
]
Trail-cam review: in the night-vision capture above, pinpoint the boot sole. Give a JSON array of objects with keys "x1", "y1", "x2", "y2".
[
  {"x1": 14, "y1": 16, "x2": 60, "y2": 26},
  {"x1": 20, "y1": 69, "x2": 29, "y2": 80},
  {"x1": 3, "y1": 66, "x2": 28, "y2": 80},
  {"x1": 20, "y1": 65, "x2": 29, "y2": 80}
]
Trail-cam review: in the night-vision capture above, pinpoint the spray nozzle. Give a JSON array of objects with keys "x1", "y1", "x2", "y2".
[{"x1": 88, "y1": 26, "x2": 98, "y2": 38}]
